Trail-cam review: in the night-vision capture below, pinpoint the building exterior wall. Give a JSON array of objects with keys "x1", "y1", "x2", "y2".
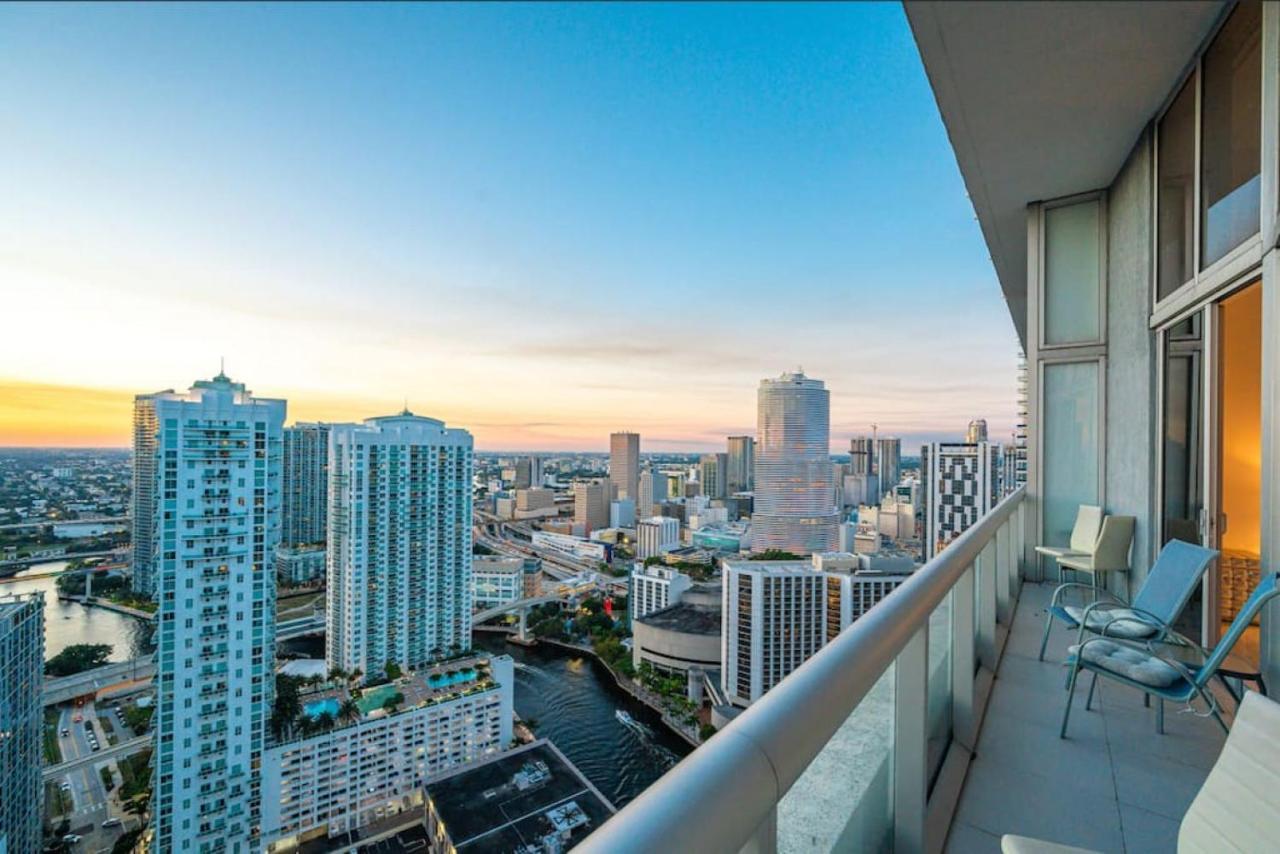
[
  {"x1": 922, "y1": 442, "x2": 1000, "y2": 560},
  {"x1": 281, "y1": 423, "x2": 330, "y2": 548},
  {"x1": 630, "y1": 564, "x2": 692, "y2": 619},
  {"x1": 609, "y1": 432, "x2": 640, "y2": 503},
  {"x1": 260, "y1": 658, "x2": 514, "y2": 851},
  {"x1": 631, "y1": 615, "x2": 720, "y2": 676},
  {"x1": 327, "y1": 413, "x2": 473, "y2": 682},
  {"x1": 275, "y1": 544, "x2": 326, "y2": 586},
  {"x1": 140, "y1": 374, "x2": 285, "y2": 852},
  {"x1": 726, "y1": 436, "x2": 755, "y2": 492},
  {"x1": 472, "y1": 557, "x2": 525, "y2": 610},
  {"x1": 635, "y1": 517, "x2": 680, "y2": 559},
  {"x1": 572, "y1": 478, "x2": 610, "y2": 534},
  {"x1": 0, "y1": 593, "x2": 43, "y2": 854}
]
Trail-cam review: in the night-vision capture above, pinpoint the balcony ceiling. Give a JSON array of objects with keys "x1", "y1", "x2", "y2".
[{"x1": 905, "y1": 1, "x2": 1224, "y2": 345}]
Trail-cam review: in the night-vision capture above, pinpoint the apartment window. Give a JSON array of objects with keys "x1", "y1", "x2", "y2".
[
  {"x1": 1041, "y1": 361, "x2": 1101, "y2": 549},
  {"x1": 1043, "y1": 199, "x2": 1103, "y2": 345},
  {"x1": 1200, "y1": 1, "x2": 1261, "y2": 269},
  {"x1": 1158, "y1": 76, "x2": 1196, "y2": 299}
]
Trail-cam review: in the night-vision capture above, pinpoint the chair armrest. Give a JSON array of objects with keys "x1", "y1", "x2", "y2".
[
  {"x1": 1079, "y1": 601, "x2": 1169, "y2": 636},
  {"x1": 1002, "y1": 834, "x2": 1100, "y2": 854},
  {"x1": 1051, "y1": 582, "x2": 1126, "y2": 610}
]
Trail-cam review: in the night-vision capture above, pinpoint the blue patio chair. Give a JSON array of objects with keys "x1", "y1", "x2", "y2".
[
  {"x1": 1060, "y1": 572, "x2": 1280, "y2": 738},
  {"x1": 1039, "y1": 538, "x2": 1217, "y2": 661}
]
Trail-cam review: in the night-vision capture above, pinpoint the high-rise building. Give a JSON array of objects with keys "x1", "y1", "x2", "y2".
[
  {"x1": 1007, "y1": 354, "x2": 1028, "y2": 494},
  {"x1": 514, "y1": 455, "x2": 543, "y2": 490},
  {"x1": 726, "y1": 436, "x2": 755, "y2": 492},
  {"x1": 0, "y1": 593, "x2": 43, "y2": 854},
  {"x1": 572, "y1": 478, "x2": 611, "y2": 534},
  {"x1": 327, "y1": 412, "x2": 473, "y2": 681},
  {"x1": 965, "y1": 418, "x2": 990, "y2": 444},
  {"x1": 609, "y1": 432, "x2": 640, "y2": 502},
  {"x1": 131, "y1": 393, "x2": 160, "y2": 597},
  {"x1": 699, "y1": 452, "x2": 728, "y2": 500},
  {"x1": 630, "y1": 564, "x2": 693, "y2": 619},
  {"x1": 848, "y1": 437, "x2": 874, "y2": 476},
  {"x1": 136, "y1": 372, "x2": 286, "y2": 850},
  {"x1": 610, "y1": 498, "x2": 636, "y2": 529},
  {"x1": 281, "y1": 422, "x2": 330, "y2": 546},
  {"x1": 751, "y1": 371, "x2": 840, "y2": 554},
  {"x1": 721, "y1": 557, "x2": 911, "y2": 707},
  {"x1": 922, "y1": 441, "x2": 1001, "y2": 560},
  {"x1": 875, "y1": 437, "x2": 902, "y2": 496},
  {"x1": 636, "y1": 516, "x2": 680, "y2": 559},
  {"x1": 638, "y1": 469, "x2": 660, "y2": 518}
]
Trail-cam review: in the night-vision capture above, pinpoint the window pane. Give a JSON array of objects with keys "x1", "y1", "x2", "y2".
[
  {"x1": 778, "y1": 665, "x2": 893, "y2": 852},
  {"x1": 1043, "y1": 201, "x2": 1100, "y2": 345},
  {"x1": 1201, "y1": 1, "x2": 1261, "y2": 269},
  {"x1": 1042, "y1": 362, "x2": 1100, "y2": 550},
  {"x1": 1158, "y1": 76, "x2": 1195, "y2": 300}
]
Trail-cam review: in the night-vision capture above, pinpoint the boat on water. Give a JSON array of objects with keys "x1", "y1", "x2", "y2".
[{"x1": 615, "y1": 709, "x2": 634, "y2": 726}]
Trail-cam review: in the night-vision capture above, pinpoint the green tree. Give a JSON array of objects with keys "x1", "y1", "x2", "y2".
[
  {"x1": 384, "y1": 660, "x2": 402, "y2": 681},
  {"x1": 44, "y1": 643, "x2": 113, "y2": 677},
  {"x1": 749, "y1": 549, "x2": 803, "y2": 561}
]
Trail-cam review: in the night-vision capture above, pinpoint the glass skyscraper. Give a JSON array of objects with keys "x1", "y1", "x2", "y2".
[{"x1": 0, "y1": 592, "x2": 43, "y2": 854}]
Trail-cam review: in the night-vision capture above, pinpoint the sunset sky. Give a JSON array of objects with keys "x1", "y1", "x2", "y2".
[{"x1": 0, "y1": 3, "x2": 1018, "y2": 453}]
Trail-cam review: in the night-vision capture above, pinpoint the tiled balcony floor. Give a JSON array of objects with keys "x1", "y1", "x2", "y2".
[{"x1": 946, "y1": 582, "x2": 1236, "y2": 853}]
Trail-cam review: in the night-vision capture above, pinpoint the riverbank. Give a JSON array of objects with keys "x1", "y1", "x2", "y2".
[
  {"x1": 536, "y1": 637, "x2": 701, "y2": 749},
  {"x1": 58, "y1": 594, "x2": 156, "y2": 622}
]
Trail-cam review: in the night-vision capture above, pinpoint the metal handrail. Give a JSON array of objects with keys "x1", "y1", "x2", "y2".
[{"x1": 578, "y1": 486, "x2": 1026, "y2": 854}]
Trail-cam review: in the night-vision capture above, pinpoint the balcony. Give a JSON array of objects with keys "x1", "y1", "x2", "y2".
[{"x1": 579, "y1": 488, "x2": 1235, "y2": 852}]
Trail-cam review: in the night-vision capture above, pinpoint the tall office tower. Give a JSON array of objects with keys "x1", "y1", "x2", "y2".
[
  {"x1": 875, "y1": 437, "x2": 902, "y2": 496},
  {"x1": 0, "y1": 593, "x2": 43, "y2": 854},
  {"x1": 638, "y1": 469, "x2": 660, "y2": 517},
  {"x1": 609, "y1": 432, "x2": 641, "y2": 501},
  {"x1": 721, "y1": 558, "x2": 911, "y2": 707},
  {"x1": 699, "y1": 453, "x2": 729, "y2": 500},
  {"x1": 131, "y1": 393, "x2": 160, "y2": 596},
  {"x1": 282, "y1": 423, "x2": 330, "y2": 546},
  {"x1": 848, "y1": 437, "x2": 874, "y2": 476},
  {"x1": 751, "y1": 371, "x2": 840, "y2": 554},
  {"x1": 726, "y1": 435, "x2": 755, "y2": 492},
  {"x1": 922, "y1": 441, "x2": 1001, "y2": 560},
  {"x1": 965, "y1": 418, "x2": 989, "y2": 444},
  {"x1": 137, "y1": 372, "x2": 286, "y2": 851},
  {"x1": 513, "y1": 455, "x2": 541, "y2": 490},
  {"x1": 327, "y1": 412, "x2": 474, "y2": 681},
  {"x1": 572, "y1": 478, "x2": 611, "y2": 534}
]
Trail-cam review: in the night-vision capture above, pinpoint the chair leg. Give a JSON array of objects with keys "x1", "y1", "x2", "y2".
[
  {"x1": 1156, "y1": 699, "x2": 1164, "y2": 735},
  {"x1": 1061, "y1": 665, "x2": 1081, "y2": 738},
  {"x1": 1085, "y1": 672, "x2": 1098, "y2": 711},
  {"x1": 1039, "y1": 611, "x2": 1053, "y2": 661}
]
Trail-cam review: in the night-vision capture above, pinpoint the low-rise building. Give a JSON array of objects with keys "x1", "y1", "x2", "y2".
[
  {"x1": 276, "y1": 544, "x2": 326, "y2": 586},
  {"x1": 423, "y1": 739, "x2": 615, "y2": 854},
  {"x1": 261, "y1": 656, "x2": 515, "y2": 852},
  {"x1": 631, "y1": 582, "x2": 721, "y2": 678},
  {"x1": 515, "y1": 488, "x2": 557, "y2": 520},
  {"x1": 532, "y1": 530, "x2": 611, "y2": 563},
  {"x1": 635, "y1": 516, "x2": 679, "y2": 559}
]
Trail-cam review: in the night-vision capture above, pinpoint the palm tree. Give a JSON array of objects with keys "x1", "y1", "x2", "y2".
[{"x1": 339, "y1": 698, "x2": 360, "y2": 723}]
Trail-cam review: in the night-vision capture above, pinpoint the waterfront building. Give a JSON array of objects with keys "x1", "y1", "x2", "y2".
[
  {"x1": 281, "y1": 422, "x2": 330, "y2": 547},
  {"x1": 965, "y1": 418, "x2": 989, "y2": 444},
  {"x1": 135, "y1": 372, "x2": 286, "y2": 850},
  {"x1": 721, "y1": 556, "x2": 911, "y2": 707},
  {"x1": 726, "y1": 435, "x2": 755, "y2": 492},
  {"x1": 130, "y1": 391, "x2": 159, "y2": 597},
  {"x1": 261, "y1": 657, "x2": 514, "y2": 850},
  {"x1": 635, "y1": 516, "x2": 680, "y2": 560},
  {"x1": 472, "y1": 557, "x2": 525, "y2": 610},
  {"x1": 422, "y1": 739, "x2": 615, "y2": 854},
  {"x1": 637, "y1": 469, "x2": 660, "y2": 518},
  {"x1": 922, "y1": 441, "x2": 1001, "y2": 560},
  {"x1": 698, "y1": 453, "x2": 728, "y2": 500},
  {"x1": 572, "y1": 477, "x2": 610, "y2": 535},
  {"x1": 609, "y1": 431, "x2": 640, "y2": 502},
  {"x1": 630, "y1": 563, "x2": 692, "y2": 620},
  {"x1": 631, "y1": 582, "x2": 721, "y2": 679},
  {"x1": 0, "y1": 592, "x2": 43, "y2": 854},
  {"x1": 751, "y1": 371, "x2": 840, "y2": 554},
  {"x1": 327, "y1": 412, "x2": 473, "y2": 681}
]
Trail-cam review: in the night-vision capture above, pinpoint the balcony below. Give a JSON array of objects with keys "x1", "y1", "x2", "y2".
[{"x1": 947, "y1": 582, "x2": 1233, "y2": 853}]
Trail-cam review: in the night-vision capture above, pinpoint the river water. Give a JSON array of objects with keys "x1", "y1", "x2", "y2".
[
  {"x1": 5, "y1": 561, "x2": 153, "y2": 661},
  {"x1": 473, "y1": 633, "x2": 688, "y2": 807}
]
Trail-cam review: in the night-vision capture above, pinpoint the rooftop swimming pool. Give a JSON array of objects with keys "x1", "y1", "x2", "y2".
[
  {"x1": 355, "y1": 683, "x2": 399, "y2": 715},
  {"x1": 428, "y1": 668, "x2": 476, "y2": 688},
  {"x1": 302, "y1": 697, "x2": 340, "y2": 720}
]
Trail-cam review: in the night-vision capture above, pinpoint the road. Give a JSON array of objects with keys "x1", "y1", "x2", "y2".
[{"x1": 54, "y1": 701, "x2": 131, "y2": 853}]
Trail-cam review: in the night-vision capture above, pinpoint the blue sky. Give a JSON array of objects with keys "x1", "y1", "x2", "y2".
[{"x1": 0, "y1": 2, "x2": 1018, "y2": 451}]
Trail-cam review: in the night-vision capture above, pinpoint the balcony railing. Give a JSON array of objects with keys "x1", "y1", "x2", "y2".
[{"x1": 580, "y1": 485, "x2": 1026, "y2": 854}]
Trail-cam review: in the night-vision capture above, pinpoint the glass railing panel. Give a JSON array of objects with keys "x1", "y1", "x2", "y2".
[
  {"x1": 926, "y1": 590, "x2": 953, "y2": 788},
  {"x1": 777, "y1": 664, "x2": 895, "y2": 853}
]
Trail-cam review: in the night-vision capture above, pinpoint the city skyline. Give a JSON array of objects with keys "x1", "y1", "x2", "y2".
[{"x1": 1, "y1": 3, "x2": 1018, "y2": 451}]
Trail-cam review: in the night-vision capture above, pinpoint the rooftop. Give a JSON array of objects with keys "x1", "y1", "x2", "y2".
[
  {"x1": 635, "y1": 602, "x2": 720, "y2": 636},
  {"x1": 425, "y1": 739, "x2": 616, "y2": 853}
]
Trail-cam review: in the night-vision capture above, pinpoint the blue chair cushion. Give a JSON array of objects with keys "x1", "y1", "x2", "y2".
[
  {"x1": 1068, "y1": 640, "x2": 1185, "y2": 688},
  {"x1": 1060, "y1": 605, "x2": 1160, "y2": 640}
]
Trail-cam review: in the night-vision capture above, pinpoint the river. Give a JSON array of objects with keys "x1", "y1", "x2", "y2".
[
  {"x1": 5, "y1": 561, "x2": 153, "y2": 661},
  {"x1": 473, "y1": 633, "x2": 688, "y2": 807}
]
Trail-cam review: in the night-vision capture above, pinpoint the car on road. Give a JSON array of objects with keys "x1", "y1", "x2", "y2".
[
  {"x1": 58, "y1": 782, "x2": 71, "y2": 792},
  {"x1": 73, "y1": 714, "x2": 83, "y2": 723},
  {"x1": 62, "y1": 834, "x2": 81, "y2": 845},
  {"x1": 101, "y1": 818, "x2": 122, "y2": 828},
  {"x1": 60, "y1": 728, "x2": 69, "y2": 736}
]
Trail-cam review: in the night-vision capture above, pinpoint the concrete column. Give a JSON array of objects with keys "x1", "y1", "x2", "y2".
[{"x1": 518, "y1": 607, "x2": 528, "y2": 642}]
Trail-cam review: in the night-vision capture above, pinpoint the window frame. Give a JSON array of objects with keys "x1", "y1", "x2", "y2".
[
  {"x1": 1152, "y1": 2, "x2": 1267, "y2": 328},
  {"x1": 1037, "y1": 190, "x2": 1109, "y2": 352}
]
